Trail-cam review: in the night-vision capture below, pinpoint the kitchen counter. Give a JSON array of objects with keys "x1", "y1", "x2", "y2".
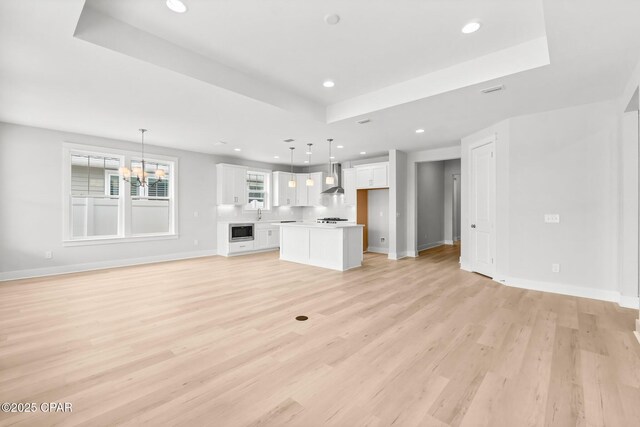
[{"x1": 279, "y1": 222, "x2": 364, "y2": 271}]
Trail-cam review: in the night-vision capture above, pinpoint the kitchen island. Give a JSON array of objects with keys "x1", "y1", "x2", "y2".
[{"x1": 279, "y1": 222, "x2": 364, "y2": 271}]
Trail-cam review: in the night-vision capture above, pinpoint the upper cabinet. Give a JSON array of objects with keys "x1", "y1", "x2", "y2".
[
  {"x1": 355, "y1": 162, "x2": 389, "y2": 189},
  {"x1": 273, "y1": 171, "x2": 325, "y2": 207},
  {"x1": 295, "y1": 174, "x2": 308, "y2": 206},
  {"x1": 217, "y1": 164, "x2": 248, "y2": 205},
  {"x1": 342, "y1": 168, "x2": 356, "y2": 206},
  {"x1": 306, "y1": 172, "x2": 325, "y2": 207},
  {"x1": 273, "y1": 171, "x2": 296, "y2": 207}
]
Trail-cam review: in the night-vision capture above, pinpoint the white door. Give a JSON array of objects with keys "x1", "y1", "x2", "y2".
[{"x1": 470, "y1": 141, "x2": 495, "y2": 277}]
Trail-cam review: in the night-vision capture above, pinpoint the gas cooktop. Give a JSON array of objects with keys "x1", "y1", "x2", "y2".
[{"x1": 317, "y1": 218, "x2": 349, "y2": 224}]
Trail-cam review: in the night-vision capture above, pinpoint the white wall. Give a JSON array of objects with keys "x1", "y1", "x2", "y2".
[
  {"x1": 461, "y1": 101, "x2": 634, "y2": 305},
  {"x1": 301, "y1": 198, "x2": 356, "y2": 222},
  {"x1": 0, "y1": 122, "x2": 290, "y2": 279},
  {"x1": 416, "y1": 161, "x2": 445, "y2": 250},
  {"x1": 443, "y1": 159, "x2": 462, "y2": 243},
  {"x1": 389, "y1": 149, "x2": 407, "y2": 259},
  {"x1": 367, "y1": 189, "x2": 389, "y2": 253}
]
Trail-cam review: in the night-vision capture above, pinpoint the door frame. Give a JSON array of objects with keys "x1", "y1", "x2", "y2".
[
  {"x1": 452, "y1": 173, "x2": 461, "y2": 242},
  {"x1": 467, "y1": 135, "x2": 497, "y2": 277}
]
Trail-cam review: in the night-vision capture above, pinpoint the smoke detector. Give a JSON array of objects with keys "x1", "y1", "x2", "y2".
[{"x1": 325, "y1": 14, "x2": 340, "y2": 25}]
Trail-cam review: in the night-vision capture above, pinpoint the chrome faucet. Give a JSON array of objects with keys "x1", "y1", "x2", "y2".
[{"x1": 257, "y1": 208, "x2": 262, "y2": 221}]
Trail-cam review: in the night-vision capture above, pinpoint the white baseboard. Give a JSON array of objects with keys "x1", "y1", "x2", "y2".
[
  {"x1": 460, "y1": 262, "x2": 473, "y2": 272},
  {"x1": 443, "y1": 239, "x2": 454, "y2": 245},
  {"x1": 417, "y1": 241, "x2": 445, "y2": 252},
  {"x1": 493, "y1": 275, "x2": 639, "y2": 309},
  {"x1": 367, "y1": 246, "x2": 389, "y2": 254},
  {"x1": 388, "y1": 251, "x2": 409, "y2": 260},
  {"x1": 619, "y1": 295, "x2": 640, "y2": 309},
  {"x1": 0, "y1": 250, "x2": 219, "y2": 282}
]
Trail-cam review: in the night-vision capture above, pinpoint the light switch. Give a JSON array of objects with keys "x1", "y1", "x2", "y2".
[
  {"x1": 544, "y1": 214, "x2": 560, "y2": 223},
  {"x1": 552, "y1": 263, "x2": 560, "y2": 273}
]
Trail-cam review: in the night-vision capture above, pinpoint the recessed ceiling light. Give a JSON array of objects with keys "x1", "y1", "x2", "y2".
[
  {"x1": 330, "y1": 156, "x2": 335, "y2": 159},
  {"x1": 306, "y1": 151, "x2": 312, "y2": 155},
  {"x1": 166, "y1": 0, "x2": 187, "y2": 13},
  {"x1": 360, "y1": 151, "x2": 366, "y2": 155},
  {"x1": 337, "y1": 145, "x2": 344, "y2": 148},
  {"x1": 461, "y1": 22, "x2": 481, "y2": 34},
  {"x1": 273, "y1": 155, "x2": 279, "y2": 159},
  {"x1": 323, "y1": 80, "x2": 335, "y2": 88},
  {"x1": 304, "y1": 160, "x2": 309, "y2": 163},
  {"x1": 234, "y1": 148, "x2": 241, "y2": 152},
  {"x1": 325, "y1": 14, "x2": 340, "y2": 25},
  {"x1": 416, "y1": 129, "x2": 425, "y2": 133}
]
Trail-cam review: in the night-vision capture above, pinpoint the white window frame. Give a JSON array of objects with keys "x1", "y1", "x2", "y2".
[
  {"x1": 244, "y1": 168, "x2": 272, "y2": 211},
  {"x1": 62, "y1": 142, "x2": 179, "y2": 246},
  {"x1": 105, "y1": 170, "x2": 120, "y2": 196}
]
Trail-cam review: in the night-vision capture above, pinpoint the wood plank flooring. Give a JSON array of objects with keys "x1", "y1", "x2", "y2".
[{"x1": 1, "y1": 245, "x2": 639, "y2": 426}]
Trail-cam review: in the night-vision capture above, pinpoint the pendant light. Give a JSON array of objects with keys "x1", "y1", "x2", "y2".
[
  {"x1": 325, "y1": 138, "x2": 335, "y2": 185},
  {"x1": 288, "y1": 147, "x2": 297, "y2": 188},
  {"x1": 119, "y1": 129, "x2": 166, "y2": 188},
  {"x1": 306, "y1": 143, "x2": 314, "y2": 186}
]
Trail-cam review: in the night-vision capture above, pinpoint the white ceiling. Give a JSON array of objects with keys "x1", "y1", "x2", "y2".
[
  {"x1": 0, "y1": 0, "x2": 639, "y2": 166},
  {"x1": 86, "y1": 0, "x2": 547, "y2": 105}
]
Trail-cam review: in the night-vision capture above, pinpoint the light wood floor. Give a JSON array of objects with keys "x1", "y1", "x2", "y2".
[{"x1": 1, "y1": 245, "x2": 639, "y2": 426}]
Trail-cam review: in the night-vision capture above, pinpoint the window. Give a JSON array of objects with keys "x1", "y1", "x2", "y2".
[
  {"x1": 69, "y1": 154, "x2": 121, "y2": 239},
  {"x1": 63, "y1": 143, "x2": 177, "y2": 245},
  {"x1": 130, "y1": 159, "x2": 172, "y2": 235},
  {"x1": 245, "y1": 170, "x2": 270, "y2": 210}
]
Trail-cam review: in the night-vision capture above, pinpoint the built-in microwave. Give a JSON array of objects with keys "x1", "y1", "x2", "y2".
[{"x1": 229, "y1": 223, "x2": 254, "y2": 242}]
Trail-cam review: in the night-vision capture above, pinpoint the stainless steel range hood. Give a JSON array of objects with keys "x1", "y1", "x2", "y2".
[{"x1": 321, "y1": 163, "x2": 344, "y2": 195}]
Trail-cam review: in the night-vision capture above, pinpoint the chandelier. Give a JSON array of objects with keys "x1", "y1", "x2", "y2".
[{"x1": 118, "y1": 129, "x2": 166, "y2": 188}]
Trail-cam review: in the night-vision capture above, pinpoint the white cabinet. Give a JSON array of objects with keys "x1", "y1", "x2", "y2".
[
  {"x1": 255, "y1": 224, "x2": 280, "y2": 250},
  {"x1": 216, "y1": 164, "x2": 248, "y2": 205},
  {"x1": 273, "y1": 171, "x2": 325, "y2": 207},
  {"x1": 273, "y1": 172, "x2": 296, "y2": 206},
  {"x1": 295, "y1": 174, "x2": 308, "y2": 206},
  {"x1": 343, "y1": 168, "x2": 356, "y2": 206},
  {"x1": 355, "y1": 162, "x2": 388, "y2": 189},
  {"x1": 306, "y1": 172, "x2": 324, "y2": 206},
  {"x1": 267, "y1": 227, "x2": 280, "y2": 247}
]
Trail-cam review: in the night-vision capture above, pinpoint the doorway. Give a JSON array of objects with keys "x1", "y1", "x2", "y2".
[{"x1": 416, "y1": 159, "x2": 461, "y2": 255}]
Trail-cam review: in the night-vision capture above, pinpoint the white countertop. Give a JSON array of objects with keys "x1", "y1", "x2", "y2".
[
  {"x1": 279, "y1": 222, "x2": 364, "y2": 229},
  {"x1": 217, "y1": 220, "x2": 298, "y2": 224}
]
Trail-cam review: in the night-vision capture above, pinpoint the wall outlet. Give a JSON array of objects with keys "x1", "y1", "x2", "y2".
[
  {"x1": 193, "y1": 239, "x2": 199, "y2": 246},
  {"x1": 552, "y1": 263, "x2": 560, "y2": 273},
  {"x1": 380, "y1": 237, "x2": 385, "y2": 243},
  {"x1": 193, "y1": 211, "x2": 199, "y2": 218},
  {"x1": 45, "y1": 251, "x2": 53, "y2": 259},
  {"x1": 544, "y1": 214, "x2": 560, "y2": 223},
  {"x1": 379, "y1": 211, "x2": 384, "y2": 217}
]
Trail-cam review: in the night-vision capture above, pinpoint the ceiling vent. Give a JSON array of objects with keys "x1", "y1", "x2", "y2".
[
  {"x1": 481, "y1": 85, "x2": 505, "y2": 94},
  {"x1": 283, "y1": 138, "x2": 295, "y2": 143},
  {"x1": 356, "y1": 118, "x2": 371, "y2": 125}
]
